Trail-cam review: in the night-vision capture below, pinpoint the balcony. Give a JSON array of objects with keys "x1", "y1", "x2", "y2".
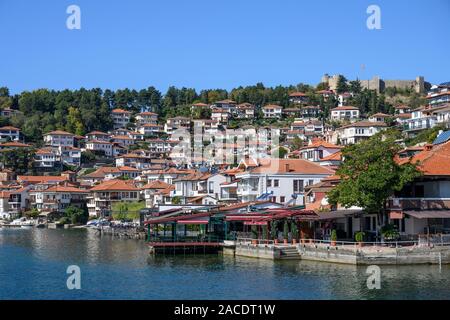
[{"x1": 389, "y1": 198, "x2": 450, "y2": 211}]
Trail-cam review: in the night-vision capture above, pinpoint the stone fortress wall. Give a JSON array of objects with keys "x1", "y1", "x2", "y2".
[{"x1": 321, "y1": 74, "x2": 426, "y2": 94}]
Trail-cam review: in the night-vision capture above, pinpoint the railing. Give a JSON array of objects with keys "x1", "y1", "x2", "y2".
[
  {"x1": 148, "y1": 233, "x2": 225, "y2": 243},
  {"x1": 389, "y1": 198, "x2": 450, "y2": 210}
]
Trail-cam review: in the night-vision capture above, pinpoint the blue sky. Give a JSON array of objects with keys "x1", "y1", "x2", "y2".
[{"x1": 0, "y1": 0, "x2": 449, "y2": 94}]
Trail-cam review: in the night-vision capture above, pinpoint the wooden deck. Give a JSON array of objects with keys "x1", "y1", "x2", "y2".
[
  {"x1": 147, "y1": 242, "x2": 222, "y2": 247},
  {"x1": 147, "y1": 242, "x2": 222, "y2": 255}
]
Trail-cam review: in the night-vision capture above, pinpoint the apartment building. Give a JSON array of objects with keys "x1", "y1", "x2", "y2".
[
  {"x1": 30, "y1": 185, "x2": 89, "y2": 213},
  {"x1": 43, "y1": 130, "x2": 75, "y2": 147},
  {"x1": 0, "y1": 126, "x2": 21, "y2": 141},
  {"x1": 330, "y1": 106, "x2": 360, "y2": 122},
  {"x1": 87, "y1": 179, "x2": 141, "y2": 217},
  {"x1": 235, "y1": 158, "x2": 333, "y2": 204},
  {"x1": 332, "y1": 121, "x2": 387, "y2": 145},
  {"x1": 111, "y1": 108, "x2": 132, "y2": 129},
  {"x1": 262, "y1": 104, "x2": 283, "y2": 119}
]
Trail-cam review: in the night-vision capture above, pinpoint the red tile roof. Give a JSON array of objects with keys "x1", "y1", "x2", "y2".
[
  {"x1": 397, "y1": 141, "x2": 450, "y2": 176},
  {"x1": 90, "y1": 179, "x2": 140, "y2": 191}
]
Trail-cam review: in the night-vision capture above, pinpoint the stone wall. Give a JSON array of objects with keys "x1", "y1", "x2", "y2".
[{"x1": 321, "y1": 74, "x2": 426, "y2": 94}]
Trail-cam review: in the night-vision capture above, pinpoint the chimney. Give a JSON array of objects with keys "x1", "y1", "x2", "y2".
[
  {"x1": 285, "y1": 163, "x2": 290, "y2": 172},
  {"x1": 424, "y1": 144, "x2": 433, "y2": 151}
]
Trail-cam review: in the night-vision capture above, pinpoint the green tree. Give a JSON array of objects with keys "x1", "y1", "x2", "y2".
[
  {"x1": 336, "y1": 75, "x2": 349, "y2": 94},
  {"x1": 327, "y1": 131, "x2": 421, "y2": 216},
  {"x1": 65, "y1": 205, "x2": 88, "y2": 224},
  {"x1": 0, "y1": 148, "x2": 34, "y2": 174}
]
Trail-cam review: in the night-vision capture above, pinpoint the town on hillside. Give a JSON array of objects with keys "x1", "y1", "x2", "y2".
[{"x1": 1, "y1": 75, "x2": 450, "y2": 252}]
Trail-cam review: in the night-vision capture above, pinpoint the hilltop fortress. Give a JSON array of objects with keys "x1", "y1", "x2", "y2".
[{"x1": 321, "y1": 74, "x2": 427, "y2": 94}]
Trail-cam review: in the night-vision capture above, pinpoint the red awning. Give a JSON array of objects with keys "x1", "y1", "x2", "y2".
[
  {"x1": 244, "y1": 221, "x2": 268, "y2": 226},
  {"x1": 177, "y1": 220, "x2": 209, "y2": 225}
]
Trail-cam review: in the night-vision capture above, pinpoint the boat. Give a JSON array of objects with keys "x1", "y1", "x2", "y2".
[{"x1": 10, "y1": 218, "x2": 36, "y2": 228}]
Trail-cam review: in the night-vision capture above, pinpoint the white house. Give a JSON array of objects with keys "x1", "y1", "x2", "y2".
[
  {"x1": 43, "y1": 130, "x2": 75, "y2": 147},
  {"x1": 111, "y1": 108, "x2": 131, "y2": 129},
  {"x1": 262, "y1": 105, "x2": 283, "y2": 119},
  {"x1": 403, "y1": 107, "x2": 437, "y2": 135},
  {"x1": 330, "y1": 106, "x2": 360, "y2": 122},
  {"x1": 86, "y1": 140, "x2": 114, "y2": 157},
  {"x1": 136, "y1": 111, "x2": 158, "y2": 125},
  {"x1": 235, "y1": 158, "x2": 334, "y2": 204},
  {"x1": 332, "y1": 121, "x2": 387, "y2": 145},
  {"x1": 0, "y1": 126, "x2": 21, "y2": 142}
]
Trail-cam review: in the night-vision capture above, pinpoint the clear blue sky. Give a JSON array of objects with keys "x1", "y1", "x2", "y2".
[{"x1": 1, "y1": 0, "x2": 449, "y2": 94}]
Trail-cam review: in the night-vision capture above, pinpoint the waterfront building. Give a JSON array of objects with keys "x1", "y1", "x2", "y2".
[
  {"x1": 235, "y1": 158, "x2": 334, "y2": 205},
  {"x1": 30, "y1": 185, "x2": 89, "y2": 213},
  {"x1": 87, "y1": 179, "x2": 141, "y2": 217}
]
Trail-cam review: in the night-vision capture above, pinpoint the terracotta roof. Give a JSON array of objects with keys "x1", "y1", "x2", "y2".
[
  {"x1": 118, "y1": 166, "x2": 140, "y2": 172},
  {"x1": 215, "y1": 99, "x2": 236, "y2": 104},
  {"x1": 340, "y1": 121, "x2": 387, "y2": 129},
  {"x1": 262, "y1": 104, "x2": 283, "y2": 109},
  {"x1": 191, "y1": 103, "x2": 209, "y2": 107},
  {"x1": 112, "y1": 108, "x2": 131, "y2": 114},
  {"x1": 142, "y1": 180, "x2": 172, "y2": 190},
  {"x1": 35, "y1": 147, "x2": 54, "y2": 155},
  {"x1": 86, "y1": 131, "x2": 109, "y2": 136},
  {"x1": 320, "y1": 151, "x2": 342, "y2": 161},
  {"x1": 41, "y1": 186, "x2": 89, "y2": 193},
  {"x1": 331, "y1": 106, "x2": 359, "y2": 111},
  {"x1": 300, "y1": 140, "x2": 342, "y2": 150},
  {"x1": 242, "y1": 158, "x2": 334, "y2": 175},
  {"x1": 45, "y1": 130, "x2": 74, "y2": 136},
  {"x1": 370, "y1": 113, "x2": 390, "y2": 118},
  {"x1": 173, "y1": 172, "x2": 211, "y2": 182},
  {"x1": 0, "y1": 126, "x2": 20, "y2": 131},
  {"x1": 90, "y1": 179, "x2": 140, "y2": 191},
  {"x1": 0, "y1": 142, "x2": 31, "y2": 148},
  {"x1": 396, "y1": 113, "x2": 411, "y2": 119},
  {"x1": 138, "y1": 111, "x2": 158, "y2": 116},
  {"x1": 289, "y1": 92, "x2": 307, "y2": 97},
  {"x1": 17, "y1": 175, "x2": 68, "y2": 183},
  {"x1": 112, "y1": 135, "x2": 133, "y2": 140},
  {"x1": 396, "y1": 140, "x2": 450, "y2": 176}
]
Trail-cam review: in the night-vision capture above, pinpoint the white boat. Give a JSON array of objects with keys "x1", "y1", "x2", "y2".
[{"x1": 11, "y1": 218, "x2": 35, "y2": 228}]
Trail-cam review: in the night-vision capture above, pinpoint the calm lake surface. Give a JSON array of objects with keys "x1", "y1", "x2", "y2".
[{"x1": 1, "y1": 228, "x2": 450, "y2": 300}]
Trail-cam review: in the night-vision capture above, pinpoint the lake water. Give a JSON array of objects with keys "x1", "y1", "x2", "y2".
[{"x1": 1, "y1": 228, "x2": 450, "y2": 300}]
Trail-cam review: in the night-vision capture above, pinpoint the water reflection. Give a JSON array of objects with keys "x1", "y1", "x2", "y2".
[{"x1": 1, "y1": 228, "x2": 450, "y2": 299}]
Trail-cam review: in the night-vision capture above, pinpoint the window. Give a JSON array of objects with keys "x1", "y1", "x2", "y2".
[
  {"x1": 293, "y1": 180, "x2": 304, "y2": 193},
  {"x1": 267, "y1": 179, "x2": 272, "y2": 187},
  {"x1": 280, "y1": 196, "x2": 285, "y2": 203},
  {"x1": 274, "y1": 179, "x2": 279, "y2": 187}
]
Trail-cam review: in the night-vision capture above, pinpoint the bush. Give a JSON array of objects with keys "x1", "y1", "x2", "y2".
[
  {"x1": 283, "y1": 221, "x2": 289, "y2": 240},
  {"x1": 291, "y1": 222, "x2": 299, "y2": 239},
  {"x1": 381, "y1": 224, "x2": 400, "y2": 241},
  {"x1": 331, "y1": 229, "x2": 337, "y2": 241},
  {"x1": 59, "y1": 217, "x2": 71, "y2": 225},
  {"x1": 355, "y1": 231, "x2": 365, "y2": 242}
]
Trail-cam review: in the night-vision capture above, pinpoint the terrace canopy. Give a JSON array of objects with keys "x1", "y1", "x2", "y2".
[{"x1": 405, "y1": 210, "x2": 450, "y2": 219}]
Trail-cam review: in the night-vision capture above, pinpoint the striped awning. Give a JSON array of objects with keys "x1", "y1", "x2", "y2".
[{"x1": 405, "y1": 211, "x2": 450, "y2": 219}]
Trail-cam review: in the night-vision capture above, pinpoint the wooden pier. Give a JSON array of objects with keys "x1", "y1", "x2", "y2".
[{"x1": 148, "y1": 242, "x2": 222, "y2": 255}]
